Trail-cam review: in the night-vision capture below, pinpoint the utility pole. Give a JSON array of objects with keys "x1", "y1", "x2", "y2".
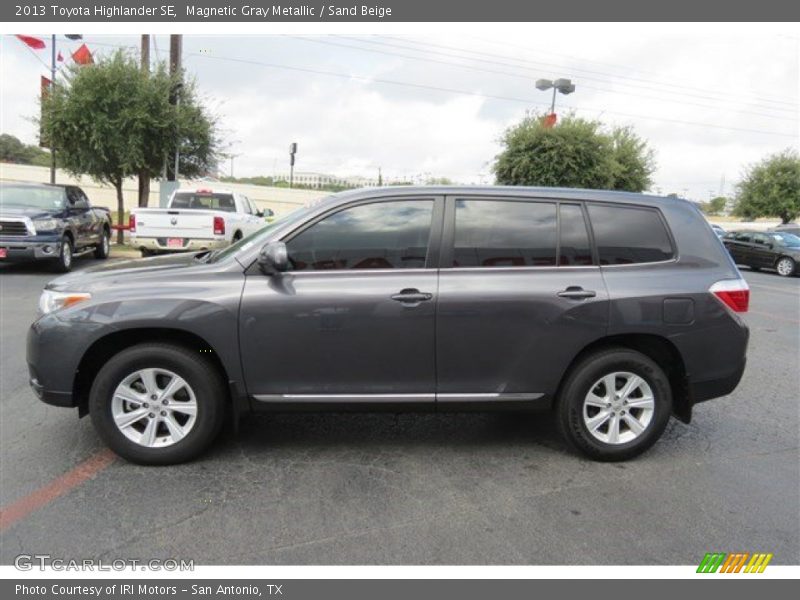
[
  {"x1": 138, "y1": 35, "x2": 150, "y2": 207},
  {"x1": 168, "y1": 34, "x2": 182, "y2": 182},
  {"x1": 49, "y1": 35, "x2": 56, "y2": 184}
]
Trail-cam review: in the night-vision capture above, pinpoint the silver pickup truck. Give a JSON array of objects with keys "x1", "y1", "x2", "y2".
[{"x1": 129, "y1": 188, "x2": 271, "y2": 257}]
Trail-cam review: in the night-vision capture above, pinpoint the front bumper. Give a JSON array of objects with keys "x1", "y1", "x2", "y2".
[
  {"x1": 0, "y1": 234, "x2": 62, "y2": 261},
  {"x1": 131, "y1": 236, "x2": 228, "y2": 253},
  {"x1": 27, "y1": 314, "x2": 106, "y2": 408}
]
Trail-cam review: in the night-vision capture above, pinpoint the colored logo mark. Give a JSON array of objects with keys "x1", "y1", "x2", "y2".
[{"x1": 697, "y1": 552, "x2": 773, "y2": 573}]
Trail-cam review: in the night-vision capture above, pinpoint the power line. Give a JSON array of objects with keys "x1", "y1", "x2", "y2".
[
  {"x1": 465, "y1": 33, "x2": 799, "y2": 110},
  {"x1": 187, "y1": 51, "x2": 796, "y2": 139},
  {"x1": 375, "y1": 35, "x2": 798, "y2": 112},
  {"x1": 290, "y1": 35, "x2": 796, "y2": 123}
]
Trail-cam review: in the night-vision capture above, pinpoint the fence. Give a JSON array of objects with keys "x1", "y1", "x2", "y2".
[{"x1": 0, "y1": 163, "x2": 328, "y2": 216}]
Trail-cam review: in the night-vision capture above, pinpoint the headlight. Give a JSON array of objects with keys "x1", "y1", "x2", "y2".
[
  {"x1": 32, "y1": 218, "x2": 59, "y2": 233},
  {"x1": 38, "y1": 290, "x2": 92, "y2": 315}
]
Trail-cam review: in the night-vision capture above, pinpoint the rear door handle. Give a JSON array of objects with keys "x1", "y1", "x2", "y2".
[
  {"x1": 391, "y1": 288, "x2": 433, "y2": 303},
  {"x1": 557, "y1": 286, "x2": 596, "y2": 300}
]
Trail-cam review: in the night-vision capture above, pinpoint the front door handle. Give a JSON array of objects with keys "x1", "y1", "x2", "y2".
[
  {"x1": 557, "y1": 286, "x2": 596, "y2": 300},
  {"x1": 390, "y1": 288, "x2": 433, "y2": 303}
]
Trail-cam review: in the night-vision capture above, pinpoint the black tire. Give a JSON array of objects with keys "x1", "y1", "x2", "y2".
[
  {"x1": 556, "y1": 348, "x2": 672, "y2": 462},
  {"x1": 232, "y1": 231, "x2": 243, "y2": 243},
  {"x1": 94, "y1": 227, "x2": 110, "y2": 259},
  {"x1": 53, "y1": 235, "x2": 73, "y2": 273},
  {"x1": 775, "y1": 256, "x2": 796, "y2": 277},
  {"x1": 89, "y1": 343, "x2": 226, "y2": 465},
  {"x1": 140, "y1": 249, "x2": 154, "y2": 258}
]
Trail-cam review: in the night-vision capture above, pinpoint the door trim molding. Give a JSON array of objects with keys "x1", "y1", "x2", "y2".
[{"x1": 252, "y1": 392, "x2": 543, "y2": 403}]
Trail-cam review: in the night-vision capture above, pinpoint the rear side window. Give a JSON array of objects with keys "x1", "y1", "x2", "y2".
[
  {"x1": 587, "y1": 205, "x2": 674, "y2": 265},
  {"x1": 286, "y1": 199, "x2": 433, "y2": 271},
  {"x1": 559, "y1": 204, "x2": 593, "y2": 266},
  {"x1": 452, "y1": 199, "x2": 557, "y2": 267}
]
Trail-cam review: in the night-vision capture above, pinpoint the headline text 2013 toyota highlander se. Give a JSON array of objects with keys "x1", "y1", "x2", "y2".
[{"x1": 27, "y1": 187, "x2": 750, "y2": 464}]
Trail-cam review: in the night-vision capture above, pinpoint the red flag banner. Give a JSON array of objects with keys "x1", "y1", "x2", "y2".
[
  {"x1": 71, "y1": 43, "x2": 93, "y2": 65},
  {"x1": 16, "y1": 35, "x2": 45, "y2": 50},
  {"x1": 40, "y1": 76, "x2": 52, "y2": 148},
  {"x1": 542, "y1": 113, "x2": 558, "y2": 128}
]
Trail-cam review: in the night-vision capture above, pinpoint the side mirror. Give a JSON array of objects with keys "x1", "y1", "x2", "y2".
[
  {"x1": 256, "y1": 210, "x2": 264, "y2": 217},
  {"x1": 257, "y1": 241, "x2": 289, "y2": 275}
]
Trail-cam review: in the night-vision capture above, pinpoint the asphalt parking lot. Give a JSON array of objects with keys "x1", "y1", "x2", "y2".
[{"x1": 0, "y1": 256, "x2": 798, "y2": 565}]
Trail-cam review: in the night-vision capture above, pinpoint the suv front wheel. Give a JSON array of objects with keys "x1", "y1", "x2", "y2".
[
  {"x1": 89, "y1": 343, "x2": 226, "y2": 465},
  {"x1": 556, "y1": 348, "x2": 672, "y2": 461}
]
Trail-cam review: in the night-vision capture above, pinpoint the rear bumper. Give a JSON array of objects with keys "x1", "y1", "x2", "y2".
[
  {"x1": 690, "y1": 356, "x2": 747, "y2": 404},
  {"x1": 0, "y1": 234, "x2": 62, "y2": 261},
  {"x1": 131, "y1": 236, "x2": 228, "y2": 252}
]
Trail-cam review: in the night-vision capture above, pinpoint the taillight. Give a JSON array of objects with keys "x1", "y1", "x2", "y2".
[
  {"x1": 710, "y1": 278, "x2": 749, "y2": 313},
  {"x1": 128, "y1": 214, "x2": 136, "y2": 233},
  {"x1": 213, "y1": 216, "x2": 225, "y2": 235}
]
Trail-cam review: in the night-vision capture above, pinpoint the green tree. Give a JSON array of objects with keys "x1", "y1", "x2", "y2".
[
  {"x1": 40, "y1": 50, "x2": 218, "y2": 242},
  {"x1": 702, "y1": 196, "x2": 727, "y2": 215},
  {"x1": 0, "y1": 133, "x2": 51, "y2": 167},
  {"x1": 733, "y1": 149, "x2": 800, "y2": 224},
  {"x1": 493, "y1": 113, "x2": 655, "y2": 192}
]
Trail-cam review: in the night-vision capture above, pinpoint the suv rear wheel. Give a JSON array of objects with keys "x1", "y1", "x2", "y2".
[
  {"x1": 556, "y1": 348, "x2": 672, "y2": 461},
  {"x1": 89, "y1": 343, "x2": 226, "y2": 464}
]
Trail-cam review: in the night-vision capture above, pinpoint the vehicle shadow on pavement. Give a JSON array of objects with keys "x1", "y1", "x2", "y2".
[{"x1": 211, "y1": 410, "x2": 568, "y2": 457}]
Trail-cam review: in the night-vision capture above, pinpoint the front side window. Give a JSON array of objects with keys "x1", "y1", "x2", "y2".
[
  {"x1": 587, "y1": 204, "x2": 674, "y2": 265},
  {"x1": 452, "y1": 199, "x2": 557, "y2": 267},
  {"x1": 735, "y1": 232, "x2": 753, "y2": 242},
  {"x1": 286, "y1": 199, "x2": 434, "y2": 271}
]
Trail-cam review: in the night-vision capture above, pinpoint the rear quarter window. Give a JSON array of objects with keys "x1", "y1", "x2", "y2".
[{"x1": 587, "y1": 204, "x2": 675, "y2": 265}]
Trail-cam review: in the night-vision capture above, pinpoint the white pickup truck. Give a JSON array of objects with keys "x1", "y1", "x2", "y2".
[{"x1": 129, "y1": 188, "x2": 272, "y2": 257}]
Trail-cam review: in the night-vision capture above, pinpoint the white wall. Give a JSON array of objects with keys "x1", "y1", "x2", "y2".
[{"x1": 0, "y1": 163, "x2": 328, "y2": 216}]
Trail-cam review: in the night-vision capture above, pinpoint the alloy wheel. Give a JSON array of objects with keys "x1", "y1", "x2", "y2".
[
  {"x1": 776, "y1": 257, "x2": 794, "y2": 277},
  {"x1": 111, "y1": 368, "x2": 198, "y2": 447},
  {"x1": 582, "y1": 371, "x2": 655, "y2": 444}
]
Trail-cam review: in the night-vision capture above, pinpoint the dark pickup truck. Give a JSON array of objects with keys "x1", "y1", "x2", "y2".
[{"x1": 0, "y1": 182, "x2": 112, "y2": 272}]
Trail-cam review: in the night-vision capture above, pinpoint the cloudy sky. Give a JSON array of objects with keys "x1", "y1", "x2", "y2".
[{"x1": 1, "y1": 25, "x2": 797, "y2": 200}]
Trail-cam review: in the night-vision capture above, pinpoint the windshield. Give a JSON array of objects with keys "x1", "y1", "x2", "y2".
[
  {"x1": 206, "y1": 206, "x2": 312, "y2": 263},
  {"x1": 770, "y1": 233, "x2": 800, "y2": 248},
  {"x1": 0, "y1": 185, "x2": 65, "y2": 210},
  {"x1": 171, "y1": 192, "x2": 236, "y2": 212}
]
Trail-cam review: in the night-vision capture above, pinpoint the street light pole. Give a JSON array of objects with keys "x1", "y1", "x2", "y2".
[{"x1": 535, "y1": 78, "x2": 576, "y2": 126}]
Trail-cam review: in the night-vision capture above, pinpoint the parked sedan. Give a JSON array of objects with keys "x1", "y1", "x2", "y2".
[
  {"x1": 771, "y1": 223, "x2": 800, "y2": 237},
  {"x1": 723, "y1": 230, "x2": 800, "y2": 277}
]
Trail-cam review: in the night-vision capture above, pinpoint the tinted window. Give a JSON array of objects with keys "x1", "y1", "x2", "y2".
[
  {"x1": 588, "y1": 205, "x2": 674, "y2": 265},
  {"x1": 559, "y1": 204, "x2": 593, "y2": 266},
  {"x1": 453, "y1": 200, "x2": 557, "y2": 267},
  {"x1": 171, "y1": 193, "x2": 236, "y2": 212},
  {"x1": 286, "y1": 200, "x2": 433, "y2": 271},
  {"x1": 752, "y1": 233, "x2": 769, "y2": 245},
  {"x1": 734, "y1": 232, "x2": 753, "y2": 242}
]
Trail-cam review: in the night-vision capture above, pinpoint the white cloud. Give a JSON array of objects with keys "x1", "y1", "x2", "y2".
[{"x1": 2, "y1": 26, "x2": 798, "y2": 200}]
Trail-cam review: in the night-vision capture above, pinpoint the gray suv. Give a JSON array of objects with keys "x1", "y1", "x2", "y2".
[{"x1": 27, "y1": 187, "x2": 750, "y2": 464}]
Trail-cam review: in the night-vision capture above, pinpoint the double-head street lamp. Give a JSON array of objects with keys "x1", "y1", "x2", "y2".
[{"x1": 535, "y1": 78, "x2": 576, "y2": 117}]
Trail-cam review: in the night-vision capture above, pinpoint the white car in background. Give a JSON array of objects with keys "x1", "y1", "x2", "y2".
[{"x1": 129, "y1": 188, "x2": 272, "y2": 257}]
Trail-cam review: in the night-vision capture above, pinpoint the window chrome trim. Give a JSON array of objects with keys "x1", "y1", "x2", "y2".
[{"x1": 285, "y1": 268, "x2": 433, "y2": 276}]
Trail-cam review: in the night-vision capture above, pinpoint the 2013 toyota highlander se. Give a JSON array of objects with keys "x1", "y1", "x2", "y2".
[{"x1": 27, "y1": 187, "x2": 750, "y2": 464}]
